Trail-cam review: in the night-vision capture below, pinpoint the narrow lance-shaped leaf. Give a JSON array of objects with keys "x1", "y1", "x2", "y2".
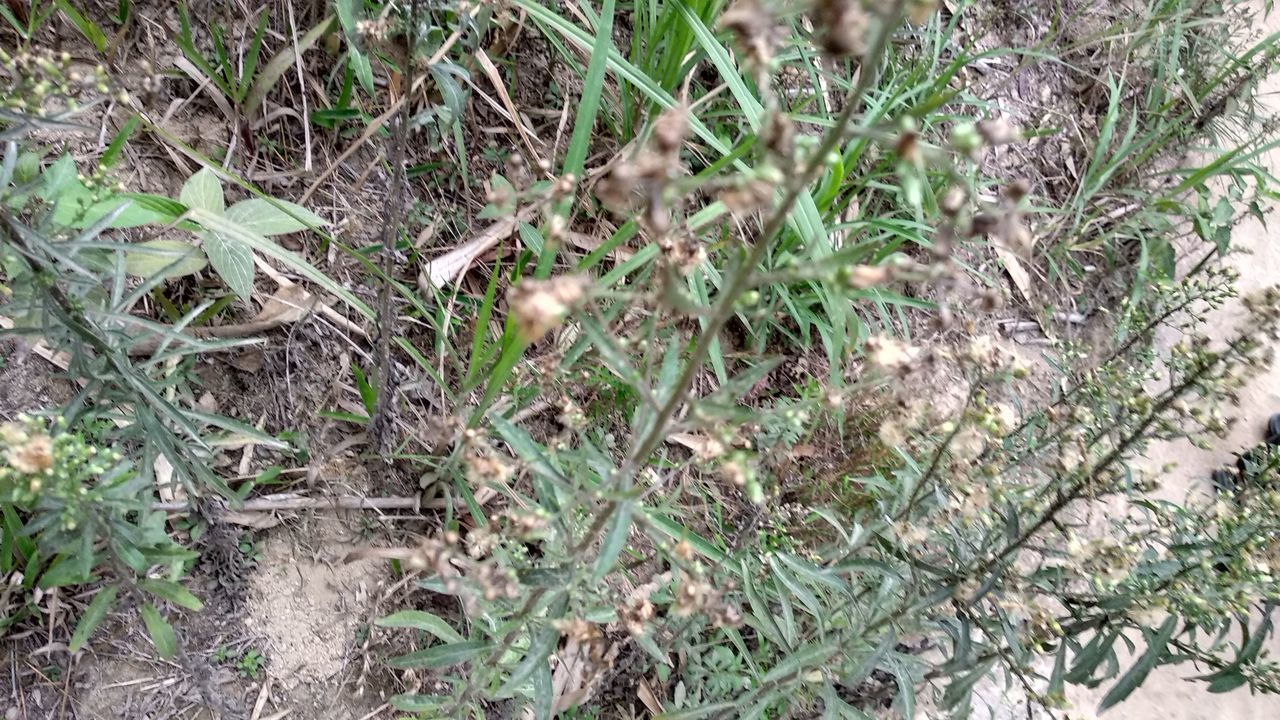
[
  {"x1": 1099, "y1": 615, "x2": 1179, "y2": 711},
  {"x1": 140, "y1": 603, "x2": 178, "y2": 658},
  {"x1": 374, "y1": 610, "x2": 464, "y2": 644},
  {"x1": 592, "y1": 499, "x2": 633, "y2": 583},
  {"x1": 139, "y1": 578, "x2": 204, "y2": 611},
  {"x1": 387, "y1": 639, "x2": 488, "y2": 669},
  {"x1": 69, "y1": 584, "x2": 119, "y2": 652}
]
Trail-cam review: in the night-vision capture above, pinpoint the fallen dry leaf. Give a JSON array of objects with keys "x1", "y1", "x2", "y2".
[
  {"x1": 667, "y1": 432, "x2": 723, "y2": 461},
  {"x1": 995, "y1": 244, "x2": 1033, "y2": 304},
  {"x1": 549, "y1": 638, "x2": 620, "y2": 715},
  {"x1": 637, "y1": 677, "x2": 665, "y2": 716},
  {"x1": 228, "y1": 347, "x2": 266, "y2": 373},
  {"x1": 222, "y1": 511, "x2": 282, "y2": 529},
  {"x1": 251, "y1": 283, "x2": 317, "y2": 325},
  {"x1": 420, "y1": 205, "x2": 538, "y2": 289},
  {"x1": 565, "y1": 230, "x2": 635, "y2": 261}
]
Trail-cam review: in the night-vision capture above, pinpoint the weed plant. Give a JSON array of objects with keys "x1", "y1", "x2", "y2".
[{"x1": 1, "y1": 0, "x2": 1280, "y2": 718}]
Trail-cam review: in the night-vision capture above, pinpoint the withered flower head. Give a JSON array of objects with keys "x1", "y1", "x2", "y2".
[
  {"x1": 939, "y1": 186, "x2": 967, "y2": 217},
  {"x1": 865, "y1": 335, "x2": 920, "y2": 375},
  {"x1": 653, "y1": 105, "x2": 689, "y2": 156},
  {"x1": 762, "y1": 109, "x2": 795, "y2": 159},
  {"x1": 508, "y1": 275, "x2": 588, "y2": 342},
  {"x1": 596, "y1": 162, "x2": 641, "y2": 213},
  {"x1": 1003, "y1": 178, "x2": 1032, "y2": 203},
  {"x1": 619, "y1": 595, "x2": 656, "y2": 636},
  {"x1": 846, "y1": 264, "x2": 889, "y2": 290},
  {"x1": 671, "y1": 575, "x2": 713, "y2": 617},
  {"x1": 660, "y1": 233, "x2": 708, "y2": 275},
  {"x1": 815, "y1": 0, "x2": 870, "y2": 58},
  {"x1": 720, "y1": 177, "x2": 775, "y2": 216},
  {"x1": 6, "y1": 433, "x2": 52, "y2": 474},
  {"x1": 721, "y1": 0, "x2": 779, "y2": 67},
  {"x1": 977, "y1": 116, "x2": 1020, "y2": 146}
]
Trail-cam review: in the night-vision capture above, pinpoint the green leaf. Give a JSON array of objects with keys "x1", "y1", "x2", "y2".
[
  {"x1": 335, "y1": 0, "x2": 360, "y2": 35},
  {"x1": 189, "y1": 207, "x2": 375, "y2": 319},
  {"x1": 349, "y1": 50, "x2": 375, "y2": 96},
  {"x1": 655, "y1": 702, "x2": 738, "y2": 719},
  {"x1": 202, "y1": 231, "x2": 255, "y2": 300},
  {"x1": 1099, "y1": 615, "x2": 1178, "y2": 711},
  {"x1": 429, "y1": 62, "x2": 468, "y2": 124},
  {"x1": 180, "y1": 167, "x2": 225, "y2": 213},
  {"x1": 389, "y1": 695, "x2": 445, "y2": 712},
  {"x1": 38, "y1": 555, "x2": 92, "y2": 588},
  {"x1": 761, "y1": 641, "x2": 837, "y2": 684},
  {"x1": 244, "y1": 15, "x2": 336, "y2": 117},
  {"x1": 1066, "y1": 627, "x2": 1117, "y2": 683},
  {"x1": 102, "y1": 116, "x2": 140, "y2": 169},
  {"x1": 124, "y1": 240, "x2": 208, "y2": 279},
  {"x1": 69, "y1": 584, "x2": 119, "y2": 652},
  {"x1": 225, "y1": 198, "x2": 326, "y2": 235},
  {"x1": 532, "y1": 658, "x2": 553, "y2": 720},
  {"x1": 388, "y1": 639, "x2": 488, "y2": 669},
  {"x1": 40, "y1": 154, "x2": 79, "y2": 201},
  {"x1": 374, "y1": 611, "x2": 464, "y2": 644},
  {"x1": 55, "y1": 0, "x2": 107, "y2": 51},
  {"x1": 592, "y1": 500, "x2": 633, "y2": 583},
  {"x1": 140, "y1": 603, "x2": 178, "y2": 658},
  {"x1": 53, "y1": 191, "x2": 183, "y2": 229},
  {"x1": 498, "y1": 624, "x2": 560, "y2": 697},
  {"x1": 1208, "y1": 670, "x2": 1248, "y2": 693},
  {"x1": 139, "y1": 578, "x2": 204, "y2": 611},
  {"x1": 351, "y1": 363, "x2": 377, "y2": 415},
  {"x1": 539, "y1": 0, "x2": 613, "y2": 276}
]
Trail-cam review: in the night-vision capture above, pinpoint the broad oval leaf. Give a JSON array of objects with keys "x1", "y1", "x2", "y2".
[
  {"x1": 374, "y1": 610, "x2": 464, "y2": 644},
  {"x1": 180, "y1": 167, "x2": 225, "y2": 213},
  {"x1": 140, "y1": 603, "x2": 178, "y2": 658},
  {"x1": 69, "y1": 584, "x2": 119, "y2": 652},
  {"x1": 54, "y1": 191, "x2": 186, "y2": 229},
  {"x1": 124, "y1": 240, "x2": 208, "y2": 279},
  {"x1": 190, "y1": 208, "x2": 375, "y2": 319},
  {"x1": 225, "y1": 198, "x2": 326, "y2": 236},
  {"x1": 202, "y1": 230, "x2": 256, "y2": 301}
]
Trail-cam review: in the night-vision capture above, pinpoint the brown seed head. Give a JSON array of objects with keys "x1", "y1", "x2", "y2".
[
  {"x1": 977, "y1": 117, "x2": 1020, "y2": 146},
  {"x1": 815, "y1": 0, "x2": 869, "y2": 58},
  {"x1": 939, "y1": 186, "x2": 967, "y2": 217},
  {"x1": 762, "y1": 110, "x2": 795, "y2": 159},
  {"x1": 970, "y1": 213, "x2": 1000, "y2": 237},
  {"x1": 846, "y1": 264, "x2": 889, "y2": 290},
  {"x1": 508, "y1": 275, "x2": 588, "y2": 342},
  {"x1": 720, "y1": 0, "x2": 778, "y2": 67},
  {"x1": 653, "y1": 106, "x2": 689, "y2": 155},
  {"x1": 596, "y1": 162, "x2": 641, "y2": 213},
  {"x1": 1004, "y1": 178, "x2": 1032, "y2": 203},
  {"x1": 6, "y1": 433, "x2": 52, "y2": 474}
]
